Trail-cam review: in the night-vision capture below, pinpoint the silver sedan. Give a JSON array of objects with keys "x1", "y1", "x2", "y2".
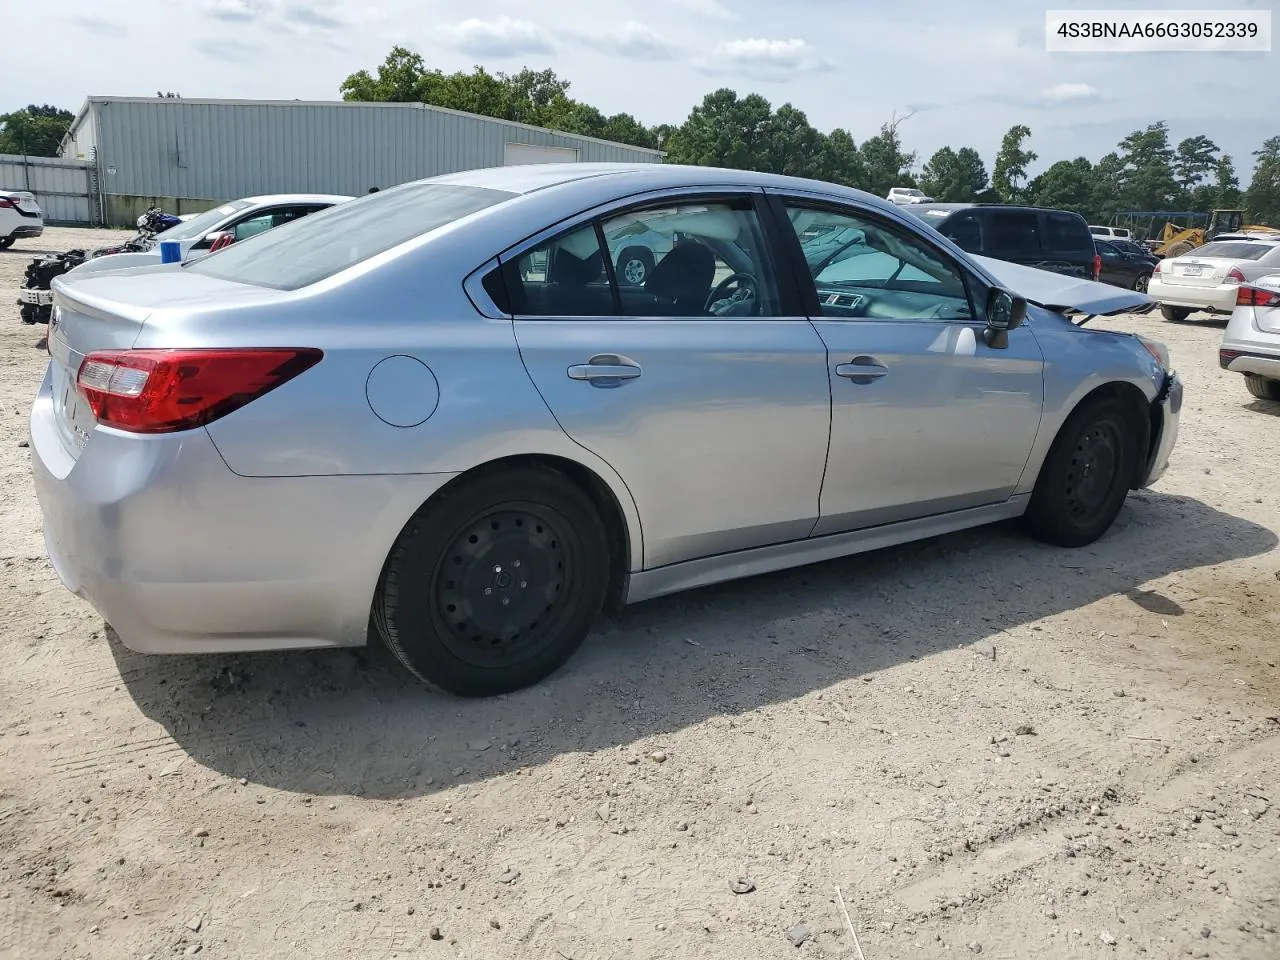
[{"x1": 30, "y1": 164, "x2": 1182, "y2": 696}]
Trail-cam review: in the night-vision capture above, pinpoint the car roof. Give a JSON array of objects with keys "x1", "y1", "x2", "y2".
[
  {"x1": 910, "y1": 202, "x2": 1084, "y2": 217},
  {"x1": 425, "y1": 162, "x2": 906, "y2": 216},
  {"x1": 240, "y1": 194, "x2": 354, "y2": 205}
]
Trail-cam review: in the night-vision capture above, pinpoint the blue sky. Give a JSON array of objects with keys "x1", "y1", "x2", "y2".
[{"x1": 8, "y1": 0, "x2": 1278, "y2": 180}]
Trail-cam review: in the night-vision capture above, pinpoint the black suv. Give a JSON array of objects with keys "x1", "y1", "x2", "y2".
[{"x1": 902, "y1": 203, "x2": 1100, "y2": 280}]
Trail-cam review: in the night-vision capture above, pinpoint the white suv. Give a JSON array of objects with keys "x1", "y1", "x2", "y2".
[
  {"x1": 887, "y1": 187, "x2": 933, "y2": 204},
  {"x1": 1089, "y1": 225, "x2": 1132, "y2": 241},
  {"x1": 0, "y1": 191, "x2": 44, "y2": 249}
]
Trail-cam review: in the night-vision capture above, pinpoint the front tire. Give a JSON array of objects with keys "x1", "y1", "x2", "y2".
[
  {"x1": 375, "y1": 466, "x2": 610, "y2": 697},
  {"x1": 1024, "y1": 395, "x2": 1140, "y2": 548},
  {"x1": 1245, "y1": 374, "x2": 1280, "y2": 402},
  {"x1": 0, "y1": 237, "x2": 13, "y2": 250},
  {"x1": 1160, "y1": 305, "x2": 1191, "y2": 322}
]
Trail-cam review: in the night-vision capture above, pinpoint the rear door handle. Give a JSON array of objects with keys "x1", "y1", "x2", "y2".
[
  {"x1": 567, "y1": 354, "x2": 642, "y2": 387},
  {"x1": 836, "y1": 356, "x2": 889, "y2": 382}
]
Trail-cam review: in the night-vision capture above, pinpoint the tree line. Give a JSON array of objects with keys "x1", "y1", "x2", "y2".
[{"x1": 5, "y1": 47, "x2": 1279, "y2": 228}]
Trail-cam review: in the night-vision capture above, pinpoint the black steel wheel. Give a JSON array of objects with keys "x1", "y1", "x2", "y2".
[
  {"x1": 1024, "y1": 395, "x2": 1139, "y2": 547},
  {"x1": 376, "y1": 466, "x2": 610, "y2": 696},
  {"x1": 0, "y1": 237, "x2": 13, "y2": 250}
]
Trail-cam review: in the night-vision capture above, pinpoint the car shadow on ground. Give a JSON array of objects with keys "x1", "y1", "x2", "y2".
[
  {"x1": 1243, "y1": 399, "x2": 1280, "y2": 417},
  {"x1": 109, "y1": 490, "x2": 1276, "y2": 800}
]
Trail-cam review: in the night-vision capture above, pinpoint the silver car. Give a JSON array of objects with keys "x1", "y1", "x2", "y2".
[{"x1": 30, "y1": 164, "x2": 1182, "y2": 697}]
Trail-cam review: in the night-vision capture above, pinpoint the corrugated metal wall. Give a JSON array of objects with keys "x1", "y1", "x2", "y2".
[
  {"x1": 0, "y1": 154, "x2": 94, "y2": 223},
  {"x1": 93, "y1": 99, "x2": 662, "y2": 201}
]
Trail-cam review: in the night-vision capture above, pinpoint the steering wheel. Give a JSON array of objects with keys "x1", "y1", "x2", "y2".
[{"x1": 705, "y1": 272, "x2": 759, "y2": 316}]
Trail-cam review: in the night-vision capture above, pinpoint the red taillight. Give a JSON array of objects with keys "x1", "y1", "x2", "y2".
[
  {"x1": 1226, "y1": 267, "x2": 1246, "y2": 285},
  {"x1": 76, "y1": 348, "x2": 322, "y2": 434},
  {"x1": 0, "y1": 196, "x2": 17, "y2": 209},
  {"x1": 1152, "y1": 259, "x2": 1163, "y2": 274},
  {"x1": 1092, "y1": 254, "x2": 1101, "y2": 280},
  {"x1": 1236, "y1": 285, "x2": 1280, "y2": 307}
]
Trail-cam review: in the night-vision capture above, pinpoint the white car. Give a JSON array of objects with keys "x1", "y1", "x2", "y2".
[
  {"x1": 887, "y1": 187, "x2": 933, "y2": 204},
  {"x1": 0, "y1": 191, "x2": 44, "y2": 249},
  {"x1": 1147, "y1": 236, "x2": 1280, "y2": 321},
  {"x1": 65, "y1": 194, "x2": 352, "y2": 278},
  {"x1": 1220, "y1": 273, "x2": 1280, "y2": 402},
  {"x1": 1089, "y1": 225, "x2": 1132, "y2": 241}
]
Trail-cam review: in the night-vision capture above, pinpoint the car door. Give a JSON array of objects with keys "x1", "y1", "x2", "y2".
[
  {"x1": 768, "y1": 195, "x2": 1045, "y2": 536},
  {"x1": 1096, "y1": 242, "x2": 1128, "y2": 285},
  {"x1": 502, "y1": 191, "x2": 832, "y2": 569}
]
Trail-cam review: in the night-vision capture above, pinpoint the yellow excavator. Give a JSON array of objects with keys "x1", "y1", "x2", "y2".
[{"x1": 1152, "y1": 209, "x2": 1280, "y2": 257}]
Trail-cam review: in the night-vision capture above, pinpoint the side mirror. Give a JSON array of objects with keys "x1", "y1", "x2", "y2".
[{"x1": 984, "y1": 287, "x2": 1027, "y2": 349}]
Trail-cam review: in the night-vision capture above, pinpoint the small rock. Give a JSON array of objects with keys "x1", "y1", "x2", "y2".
[
  {"x1": 1114, "y1": 689, "x2": 1126, "y2": 698},
  {"x1": 1100, "y1": 930, "x2": 1117, "y2": 946},
  {"x1": 649, "y1": 750, "x2": 668, "y2": 763},
  {"x1": 184, "y1": 947, "x2": 202, "y2": 957},
  {"x1": 785, "y1": 922, "x2": 812, "y2": 947},
  {"x1": 468, "y1": 739, "x2": 492, "y2": 752},
  {"x1": 89, "y1": 926, "x2": 99, "y2": 934},
  {"x1": 1200, "y1": 926, "x2": 1211, "y2": 938},
  {"x1": 238, "y1": 777, "x2": 248, "y2": 786},
  {"x1": 676, "y1": 821, "x2": 689, "y2": 832},
  {"x1": 1046, "y1": 909, "x2": 1058, "y2": 920},
  {"x1": 968, "y1": 942, "x2": 983, "y2": 954},
  {"x1": 596, "y1": 803, "x2": 611, "y2": 822},
  {"x1": 496, "y1": 868, "x2": 521, "y2": 885},
  {"x1": 407, "y1": 907, "x2": 415, "y2": 915},
  {"x1": 1090, "y1": 804, "x2": 1103, "y2": 817},
  {"x1": 185, "y1": 915, "x2": 203, "y2": 933},
  {"x1": 1220, "y1": 825, "x2": 1238, "y2": 837},
  {"x1": 429, "y1": 927, "x2": 443, "y2": 941},
  {"x1": 192, "y1": 829, "x2": 209, "y2": 838},
  {"x1": 1015, "y1": 723, "x2": 1037, "y2": 736},
  {"x1": 17, "y1": 440, "x2": 29, "y2": 449},
  {"x1": 729, "y1": 878, "x2": 755, "y2": 895},
  {"x1": 996, "y1": 749, "x2": 1011, "y2": 758},
  {"x1": 490, "y1": 919, "x2": 501, "y2": 930}
]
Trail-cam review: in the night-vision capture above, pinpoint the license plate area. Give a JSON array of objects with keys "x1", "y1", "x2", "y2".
[{"x1": 1180, "y1": 265, "x2": 1204, "y2": 276}]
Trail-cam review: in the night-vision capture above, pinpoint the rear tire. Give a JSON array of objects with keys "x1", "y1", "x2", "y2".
[
  {"x1": 1024, "y1": 395, "x2": 1140, "y2": 548},
  {"x1": 1164, "y1": 240, "x2": 1195, "y2": 258},
  {"x1": 375, "y1": 466, "x2": 610, "y2": 697},
  {"x1": 1160, "y1": 305, "x2": 1191, "y2": 322},
  {"x1": 0, "y1": 237, "x2": 13, "y2": 250},
  {"x1": 1133, "y1": 273, "x2": 1151, "y2": 292},
  {"x1": 1245, "y1": 374, "x2": 1280, "y2": 402}
]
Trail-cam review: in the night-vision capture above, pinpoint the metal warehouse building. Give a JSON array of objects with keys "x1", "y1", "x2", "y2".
[{"x1": 53, "y1": 96, "x2": 663, "y2": 226}]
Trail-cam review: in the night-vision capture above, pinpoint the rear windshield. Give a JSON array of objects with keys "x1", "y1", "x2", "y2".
[
  {"x1": 1044, "y1": 211, "x2": 1092, "y2": 251},
  {"x1": 156, "y1": 200, "x2": 252, "y2": 241},
  {"x1": 188, "y1": 183, "x2": 515, "y2": 289},
  {"x1": 1192, "y1": 241, "x2": 1279, "y2": 261}
]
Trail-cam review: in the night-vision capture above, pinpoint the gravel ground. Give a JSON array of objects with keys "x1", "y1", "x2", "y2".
[{"x1": 1, "y1": 227, "x2": 1278, "y2": 960}]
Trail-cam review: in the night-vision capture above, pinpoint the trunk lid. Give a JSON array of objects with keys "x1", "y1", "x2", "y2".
[
  {"x1": 1159, "y1": 256, "x2": 1237, "y2": 288},
  {"x1": 971, "y1": 254, "x2": 1152, "y2": 316},
  {"x1": 1254, "y1": 275, "x2": 1280, "y2": 334},
  {"x1": 6, "y1": 191, "x2": 41, "y2": 216},
  {"x1": 46, "y1": 267, "x2": 282, "y2": 460}
]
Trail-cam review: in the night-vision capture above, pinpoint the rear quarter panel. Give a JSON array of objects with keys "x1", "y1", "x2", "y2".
[{"x1": 1015, "y1": 309, "x2": 1164, "y2": 495}]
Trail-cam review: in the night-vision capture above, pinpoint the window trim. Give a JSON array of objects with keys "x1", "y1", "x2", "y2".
[
  {"x1": 762, "y1": 191, "x2": 987, "y2": 326},
  {"x1": 468, "y1": 185, "x2": 809, "y2": 321}
]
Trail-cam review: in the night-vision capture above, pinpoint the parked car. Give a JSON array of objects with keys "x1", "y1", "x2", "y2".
[
  {"x1": 1095, "y1": 238, "x2": 1159, "y2": 292},
  {"x1": 1106, "y1": 238, "x2": 1159, "y2": 260},
  {"x1": 0, "y1": 191, "x2": 43, "y2": 249},
  {"x1": 1089, "y1": 225, "x2": 1132, "y2": 241},
  {"x1": 1219, "y1": 273, "x2": 1280, "y2": 402},
  {"x1": 31, "y1": 164, "x2": 1179, "y2": 697},
  {"x1": 1148, "y1": 236, "x2": 1280, "y2": 321},
  {"x1": 62, "y1": 194, "x2": 352, "y2": 279},
  {"x1": 887, "y1": 187, "x2": 933, "y2": 204},
  {"x1": 905, "y1": 203, "x2": 1101, "y2": 280}
]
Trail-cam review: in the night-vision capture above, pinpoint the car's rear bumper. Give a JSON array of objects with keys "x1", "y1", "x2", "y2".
[
  {"x1": 1221, "y1": 308, "x2": 1280, "y2": 379},
  {"x1": 6, "y1": 224, "x2": 43, "y2": 239},
  {"x1": 1147, "y1": 277, "x2": 1237, "y2": 313},
  {"x1": 29, "y1": 368, "x2": 458, "y2": 653},
  {"x1": 1141, "y1": 372, "x2": 1181, "y2": 487}
]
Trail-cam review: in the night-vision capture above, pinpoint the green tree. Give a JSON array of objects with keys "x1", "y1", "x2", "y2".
[
  {"x1": 663, "y1": 89, "x2": 775, "y2": 170},
  {"x1": 0, "y1": 104, "x2": 75, "y2": 157},
  {"x1": 1025, "y1": 157, "x2": 1095, "y2": 217},
  {"x1": 1091, "y1": 151, "x2": 1126, "y2": 220},
  {"x1": 759, "y1": 104, "x2": 826, "y2": 179},
  {"x1": 815, "y1": 128, "x2": 864, "y2": 188},
  {"x1": 919, "y1": 146, "x2": 988, "y2": 201},
  {"x1": 1214, "y1": 154, "x2": 1242, "y2": 209},
  {"x1": 1173, "y1": 134, "x2": 1219, "y2": 191},
  {"x1": 1116, "y1": 122, "x2": 1179, "y2": 210},
  {"x1": 1245, "y1": 136, "x2": 1280, "y2": 226},
  {"x1": 858, "y1": 119, "x2": 917, "y2": 198},
  {"x1": 992, "y1": 124, "x2": 1036, "y2": 202}
]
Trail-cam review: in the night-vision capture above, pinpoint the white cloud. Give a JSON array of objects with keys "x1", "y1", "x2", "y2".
[
  {"x1": 577, "y1": 22, "x2": 682, "y2": 61},
  {"x1": 696, "y1": 37, "x2": 833, "y2": 81},
  {"x1": 440, "y1": 16, "x2": 555, "y2": 57},
  {"x1": 205, "y1": 0, "x2": 270, "y2": 22},
  {"x1": 1042, "y1": 82, "x2": 1102, "y2": 103}
]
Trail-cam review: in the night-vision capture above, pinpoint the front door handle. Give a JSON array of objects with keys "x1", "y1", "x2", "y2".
[
  {"x1": 567, "y1": 354, "x2": 642, "y2": 387},
  {"x1": 836, "y1": 356, "x2": 889, "y2": 383}
]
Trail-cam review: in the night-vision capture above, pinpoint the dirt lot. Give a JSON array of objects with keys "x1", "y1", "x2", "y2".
[{"x1": 1, "y1": 227, "x2": 1278, "y2": 960}]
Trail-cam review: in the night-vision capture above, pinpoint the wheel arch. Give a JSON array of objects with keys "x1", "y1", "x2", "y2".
[{"x1": 1049, "y1": 380, "x2": 1155, "y2": 490}]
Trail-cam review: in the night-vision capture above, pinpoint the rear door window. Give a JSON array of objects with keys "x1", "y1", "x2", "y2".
[
  {"x1": 1044, "y1": 211, "x2": 1092, "y2": 253},
  {"x1": 984, "y1": 211, "x2": 1042, "y2": 255},
  {"x1": 938, "y1": 213, "x2": 981, "y2": 253}
]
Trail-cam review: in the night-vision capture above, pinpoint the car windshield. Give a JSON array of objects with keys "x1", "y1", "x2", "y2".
[
  {"x1": 1192, "y1": 241, "x2": 1279, "y2": 261},
  {"x1": 188, "y1": 183, "x2": 515, "y2": 289},
  {"x1": 154, "y1": 200, "x2": 253, "y2": 241}
]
